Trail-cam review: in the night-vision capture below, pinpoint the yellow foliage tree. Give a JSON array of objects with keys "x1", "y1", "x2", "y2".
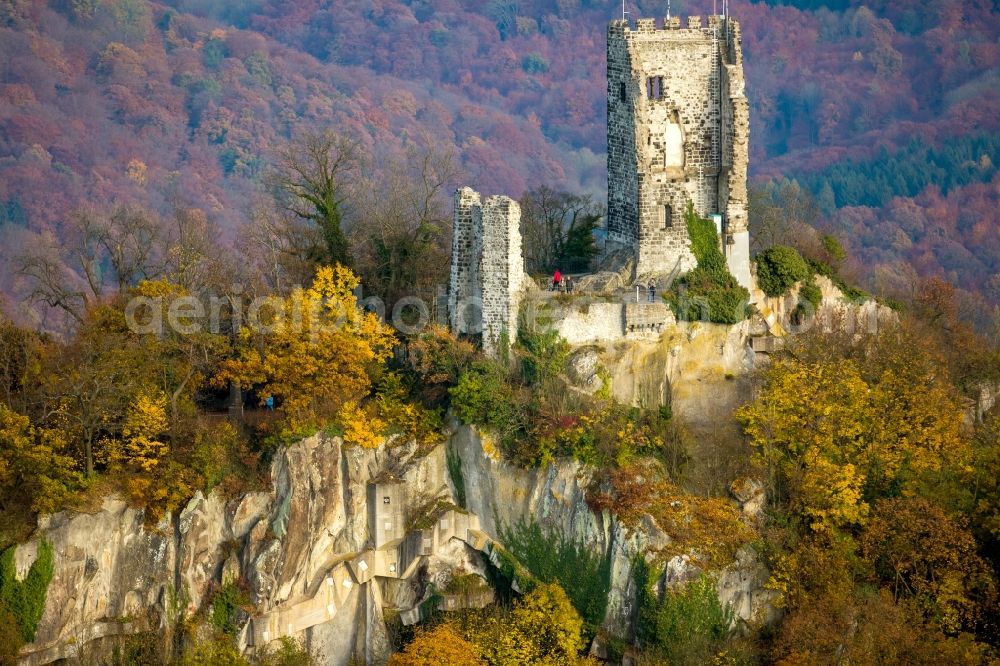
[
  {"x1": 129, "y1": 279, "x2": 229, "y2": 418},
  {"x1": 337, "y1": 401, "x2": 385, "y2": 449},
  {"x1": 121, "y1": 390, "x2": 169, "y2": 473},
  {"x1": 126, "y1": 159, "x2": 147, "y2": 186},
  {"x1": 860, "y1": 497, "x2": 995, "y2": 634},
  {"x1": 464, "y1": 583, "x2": 594, "y2": 665},
  {"x1": 737, "y1": 352, "x2": 968, "y2": 534},
  {"x1": 216, "y1": 265, "x2": 396, "y2": 431},
  {"x1": 388, "y1": 624, "x2": 482, "y2": 666},
  {"x1": 0, "y1": 404, "x2": 79, "y2": 528},
  {"x1": 737, "y1": 359, "x2": 872, "y2": 533}
]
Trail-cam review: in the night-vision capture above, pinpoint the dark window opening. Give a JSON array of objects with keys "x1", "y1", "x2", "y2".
[
  {"x1": 383, "y1": 496, "x2": 391, "y2": 504},
  {"x1": 660, "y1": 205, "x2": 673, "y2": 229},
  {"x1": 619, "y1": 81, "x2": 627, "y2": 102},
  {"x1": 646, "y1": 76, "x2": 664, "y2": 100}
]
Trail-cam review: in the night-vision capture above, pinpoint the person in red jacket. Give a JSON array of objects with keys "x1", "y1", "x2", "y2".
[{"x1": 552, "y1": 269, "x2": 562, "y2": 291}]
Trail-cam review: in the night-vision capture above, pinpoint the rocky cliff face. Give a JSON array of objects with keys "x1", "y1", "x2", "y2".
[{"x1": 17, "y1": 427, "x2": 774, "y2": 665}]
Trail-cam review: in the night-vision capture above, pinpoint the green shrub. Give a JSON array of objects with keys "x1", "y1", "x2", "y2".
[
  {"x1": 634, "y1": 559, "x2": 734, "y2": 665},
  {"x1": 179, "y1": 635, "x2": 247, "y2": 665},
  {"x1": 799, "y1": 275, "x2": 823, "y2": 309},
  {"x1": 807, "y1": 259, "x2": 871, "y2": 304},
  {"x1": 755, "y1": 245, "x2": 811, "y2": 297},
  {"x1": 108, "y1": 633, "x2": 166, "y2": 665},
  {"x1": 794, "y1": 275, "x2": 824, "y2": 324},
  {"x1": 518, "y1": 327, "x2": 570, "y2": 387},
  {"x1": 449, "y1": 360, "x2": 526, "y2": 447},
  {"x1": 670, "y1": 267, "x2": 751, "y2": 325},
  {"x1": 500, "y1": 519, "x2": 612, "y2": 632},
  {"x1": 209, "y1": 580, "x2": 250, "y2": 636},
  {"x1": 667, "y1": 205, "x2": 750, "y2": 324},
  {"x1": 821, "y1": 234, "x2": 847, "y2": 267},
  {"x1": 255, "y1": 637, "x2": 315, "y2": 665},
  {"x1": 0, "y1": 540, "x2": 54, "y2": 644}
]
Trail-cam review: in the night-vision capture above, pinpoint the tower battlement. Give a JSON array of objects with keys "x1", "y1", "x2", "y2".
[
  {"x1": 607, "y1": 15, "x2": 751, "y2": 288},
  {"x1": 623, "y1": 15, "x2": 730, "y2": 33}
]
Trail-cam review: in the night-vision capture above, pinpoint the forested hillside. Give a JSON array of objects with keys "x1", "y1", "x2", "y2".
[{"x1": 1, "y1": 0, "x2": 998, "y2": 319}]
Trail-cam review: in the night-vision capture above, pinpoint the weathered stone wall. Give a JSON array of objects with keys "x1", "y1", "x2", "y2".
[
  {"x1": 446, "y1": 187, "x2": 524, "y2": 356},
  {"x1": 448, "y1": 187, "x2": 482, "y2": 335},
  {"x1": 607, "y1": 16, "x2": 751, "y2": 288},
  {"x1": 551, "y1": 302, "x2": 626, "y2": 345},
  {"x1": 480, "y1": 196, "x2": 523, "y2": 357}
]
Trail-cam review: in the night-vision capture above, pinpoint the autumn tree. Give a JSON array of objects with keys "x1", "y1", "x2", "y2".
[
  {"x1": 861, "y1": 497, "x2": 995, "y2": 634},
  {"x1": 909, "y1": 276, "x2": 1000, "y2": 397},
  {"x1": 0, "y1": 404, "x2": 79, "y2": 541},
  {"x1": 127, "y1": 279, "x2": 229, "y2": 418},
  {"x1": 748, "y1": 180, "x2": 820, "y2": 255},
  {"x1": 404, "y1": 325, "x2": 477, "y2": 407},
  {"x1": 215, "y1": 265, "x2": 396, "y2": 430},
  {"x1": 462, "y1": 583, "x2": 593, "y2": 665},
  {"x1": 42, "y1": 305, "x2": 153, "y2": 476},
  {"x1": 388, "y1": 624, "x2": 481, "y2": 666},
  {"x1": 738, "y1": 324, "x2": 969, "y2": 531},
  {"x1": 18, "y1": 205, "x2": 166, "y2": 324},
  {"x1": 241, "y1": 198, "x2": 327, "y2": 294},
  {"x1": 0, "y1": 319, "x2": 45, "y2": 414},
  {"x1": 969, "y1": 412, "x2": 1000, "y2": 557},
  {"x1": 771, "y1": 586, "x2": 989, "y2": 666},
  {"x1": 164, "y1": 207, "x2": 234, "y2": 296},
  {"x1": 737, "y1": 359, "x2": 873, "y2": 533},
  {"x1": 115, "y1": 390, "x2": 170, "y2": 474}
]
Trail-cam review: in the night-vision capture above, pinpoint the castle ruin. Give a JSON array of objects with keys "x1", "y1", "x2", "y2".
[
  {"x1": 447, "y1": 187, "x2": 524, "y2": 357},
  {"x1": 448, "y1": 14, "x2": 754, "y2": 354},
  {"x1": 607, "y1": 15, "x2": 752, "y2": 290}
]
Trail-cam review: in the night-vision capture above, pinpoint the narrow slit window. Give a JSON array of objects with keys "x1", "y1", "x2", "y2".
[
  {"x1": 646, "y1": 76, "x2": 664, "y2": 100},
  {"x1": 659, "y1": 205, "x2": 673, "y2": 229},
  {"x1": 619, "y1": 81, "x2": 627, "y2": 102}
]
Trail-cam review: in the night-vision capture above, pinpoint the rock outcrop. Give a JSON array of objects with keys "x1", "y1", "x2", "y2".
[{"x1": 17, "y1": 427, "x2": 775, "y2": 665}]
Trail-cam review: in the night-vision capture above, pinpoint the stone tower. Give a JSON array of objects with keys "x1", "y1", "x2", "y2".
[
  {"x1": 448, "y1": 187, "x2": 524, "y2": 357},
  {"x1": 607, "y1": 15, "x2": 751, "y2": 290}
]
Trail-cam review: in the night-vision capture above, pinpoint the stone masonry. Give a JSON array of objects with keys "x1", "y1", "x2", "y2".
[
  {"x1": 607, "y1": 15, "x2": 752, "y2": 290},
  {"x1": 447, "y1": 187, "x2": 524, "y2": 356}
]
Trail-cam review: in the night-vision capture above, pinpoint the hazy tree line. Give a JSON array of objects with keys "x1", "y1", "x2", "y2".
[{"x1": 799, "y1": 133, "x2": 1000, "y2": 209}]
